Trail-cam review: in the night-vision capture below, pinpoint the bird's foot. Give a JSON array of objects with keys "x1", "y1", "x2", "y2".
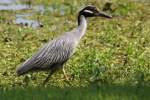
[
  {"x1": 62, "y1": 75, "x2": 72, "y2": 86},
  {"x1": 62, "y1": 68, "x2": 72, "y2": 85},
  {"x1": 64, "y1": 75, "x2": 70, "y2": 81}
]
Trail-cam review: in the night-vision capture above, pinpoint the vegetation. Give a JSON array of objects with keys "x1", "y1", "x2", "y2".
[
  {"x1": 1, "y1": 85, "x2": 150, "y2": 100},
  {"x1": 0, "y1": 0, "x2": 150, "y2": 99}
]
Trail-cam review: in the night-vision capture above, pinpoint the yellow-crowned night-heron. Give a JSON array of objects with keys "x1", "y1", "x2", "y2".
[{"x1": 16, "y1": 5, "x2": 112, "y2": 84}]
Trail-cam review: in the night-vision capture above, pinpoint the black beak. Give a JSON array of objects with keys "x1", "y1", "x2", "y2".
[{"x1": 96, "y1": 12, "x2": 112, "y2": 18}]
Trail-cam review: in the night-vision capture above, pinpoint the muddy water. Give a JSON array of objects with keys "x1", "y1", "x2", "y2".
[
  {"x1": 0, "y1": 5, "x2": 29, "y2": 10},
  {"x1": 0, "y1": 0, "x2": 16, "y2": 4},
  {"x1": 0, "y1": 0, "x2": 71, "y2": 28},
  {"x1": 0, "y1": 0, "x2": 44, "y2": 28},
  {"x1": 15, "y1": 14, "x2": 43, "y2": 29}
]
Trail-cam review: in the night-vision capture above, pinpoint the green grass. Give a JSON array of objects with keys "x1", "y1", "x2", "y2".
[
  {"x1": 1, "y1": 85, "x2": 150, "y2": 100},
  {"x1": 0, "y1": 0, "x2": 150, "y2": 99}
]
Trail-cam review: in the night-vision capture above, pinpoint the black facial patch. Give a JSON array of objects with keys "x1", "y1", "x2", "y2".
[
  {"x1": 83, "y1": 6, "x2": 98, "y2": 13},
  {"x1": 79, "y1": 5, "x2": 99, "y2": 17}
]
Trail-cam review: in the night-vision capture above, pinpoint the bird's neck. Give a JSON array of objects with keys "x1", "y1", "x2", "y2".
[{"x1": 77, "y1": 15, "x2": 87, "y2": 39}]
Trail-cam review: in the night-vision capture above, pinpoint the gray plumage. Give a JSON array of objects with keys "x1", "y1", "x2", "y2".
[
  {"x1": 16, "y1": 5, "x2": 112, "y2": 81},
  {"x1": 17, "y1": 31, "x2": 79, "y2": 75}
]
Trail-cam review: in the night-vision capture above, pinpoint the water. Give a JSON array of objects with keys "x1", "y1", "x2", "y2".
[
  {"x1": 16, "y1": 14, "x2": 33, "y2": 17},
  {"x1": 0, "y1": 1, "x2": 70, "y2": 28},
  {"x1": 15, "y1": 14, "x2": 43, "y2": 28},
  {"x1": 0, "y1": 0, "x2": 44, "y2": 29},
  {"x1": 0, "y1": 0, "x2": 16, "y2": 4},
  {"x1": 0, "y1": 5, "x2": 29, "y2": 11}
]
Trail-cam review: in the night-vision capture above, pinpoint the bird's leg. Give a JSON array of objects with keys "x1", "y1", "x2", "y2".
[
  {"x1": 62, "y1": 67, "x2": 69, "y2": 81},
  {"x1": 62, "y1": 67, "x2": 72, "y2": 86},
  {"x1": 42, "y1": 70, "x2": 54, "y2": 86}
]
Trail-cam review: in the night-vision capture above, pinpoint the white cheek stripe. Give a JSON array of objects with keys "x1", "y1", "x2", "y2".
[{"x1": 84, "y1": 10, "x2": 93, "y2": 14}]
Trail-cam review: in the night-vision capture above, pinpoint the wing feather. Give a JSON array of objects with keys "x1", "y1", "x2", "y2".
[{"x1": 16, "y1": 37, "x2": 74, "y2": 75}]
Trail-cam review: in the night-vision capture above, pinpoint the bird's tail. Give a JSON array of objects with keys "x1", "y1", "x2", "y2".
[
  {"x1": 16, "y1": 59, "x2": 33, "y2": 76},
  {"x1": 16, "y1": 65, "x2": 27, "y2": 76}
]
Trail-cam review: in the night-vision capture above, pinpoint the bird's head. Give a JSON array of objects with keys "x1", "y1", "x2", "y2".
[{"x1": 79, "y1": 5, "x2": 112, "y2": 18}]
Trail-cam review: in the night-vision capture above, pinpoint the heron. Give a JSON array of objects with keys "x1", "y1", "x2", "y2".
[{"x1": 16, "y1": 5, "x2": 112, "y2": 85}]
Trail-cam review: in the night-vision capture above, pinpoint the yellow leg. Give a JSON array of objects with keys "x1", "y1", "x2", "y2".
[
  {"x1": 62, "y1": 67, "x2": 72, "y2": 86},
  {"x1": 62, "y1": 67, "x2": 69, "y2": 81}
]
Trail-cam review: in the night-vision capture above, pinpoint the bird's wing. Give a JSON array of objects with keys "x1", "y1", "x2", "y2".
[{"x1": 16, "y1": 38, "x2": 74, "y2": 75}]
